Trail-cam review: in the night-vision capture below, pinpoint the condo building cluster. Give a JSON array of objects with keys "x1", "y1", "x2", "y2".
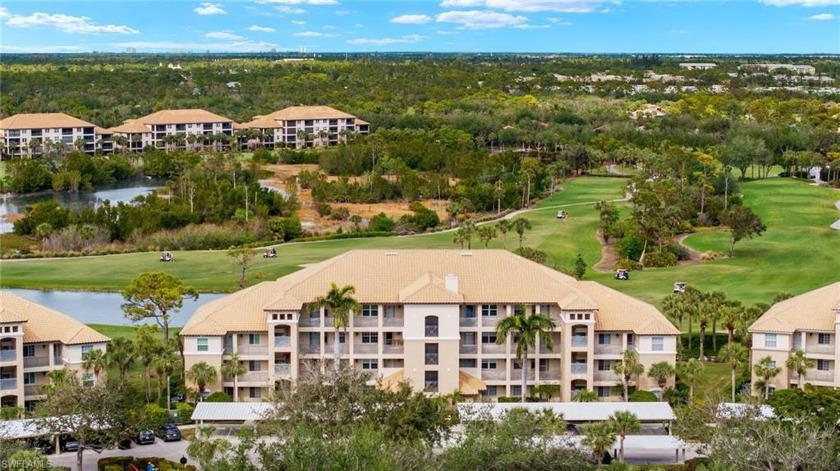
[{"x1": 0, "y1": 105, "x2": 370, "y2": 158}]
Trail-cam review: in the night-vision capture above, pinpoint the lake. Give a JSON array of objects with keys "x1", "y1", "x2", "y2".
[
  {"x1": 3, "y1": 288, "x2": 226, "y2": 327},
  {"x1": 0, "y1": 179, "x2": 162, "y2": 233}
]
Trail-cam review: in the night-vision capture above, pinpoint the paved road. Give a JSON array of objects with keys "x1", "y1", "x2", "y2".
[{"x1": 48, "y1": 439, "x2": 192, "y2": 471}]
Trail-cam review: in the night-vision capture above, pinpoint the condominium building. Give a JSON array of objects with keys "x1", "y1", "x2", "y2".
[
  {"x1": 678, "y1": 63, "x2": 717, "y2": 70},
  {"x1": 108, "y1": 109, "x2": 234, "y2": 151},
  {"x1": 0, "y1": 113, "x2": 97, "y2": 157},
  {"x1": 748, "y1": 281, "x2": 840, "y2": 392},
  {"x1": 739, "y1": 63, "x2": 816, "y2": 75},
  {"x1": 236, "y1": 105, "x2": 370, "y2": 149},
  {"x1": 180, "y1": 250, "x2": 679, "y2": 402},
  {"x1": 0, "y1": 292, "x2": 110, "y2": 411}
]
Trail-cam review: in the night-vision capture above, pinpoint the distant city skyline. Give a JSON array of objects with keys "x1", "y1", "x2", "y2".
[{"x1": 0, "y1": 1, "x2": 838, "y2": 54}]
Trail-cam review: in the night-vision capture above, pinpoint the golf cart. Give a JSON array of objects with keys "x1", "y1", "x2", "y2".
[
  {"x1": 160, "y1": 252, "x2": 174, "y2": 262},
  {"x1": 556, "y1": 210, "x2": 568, "y2": 219},
  {"x1": 673, "y1": 282, "x2": 687, "y2": 293},
  {"x1": 615, "y1": 269, "x2": 629, "y2": 281},
  {"x1": 263, "y1": 248, "x2": 277, "y2": 258}
]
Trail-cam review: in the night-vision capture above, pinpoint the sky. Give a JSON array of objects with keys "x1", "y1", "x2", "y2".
[{"x1": 0, "y1": 1, "x2": 838, "y2": 54}]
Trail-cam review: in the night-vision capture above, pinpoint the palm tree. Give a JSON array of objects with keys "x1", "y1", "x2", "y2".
[
  {"x1": 754, "y1": 356, "x2": 781, "y2": 399},
  {"x1": 717, "y1": 343, "x2": 748, "y2": 402},
  {"x1": 42, "y1": 368, "x2": 71, "y2": 395},
  {"x1": 495, "y1": 307, "x2": 556, "y2": 402},
  {"x1": 312, "y1": 283, "x2": 360, "y2": 371},
  {"x1": 135, "y1": 324, "x2": 163, "y2": 403},
  {"x1": 677, "y1": 358, "x2": 704, "y2": 401},
  {"x1": 82, "y1": 349, "x2": 106, "y2": 385},
  {"x1": 220, "y1": 352, "x2": 247, "y2": 402},
  {"x1": 496, "y1": 219, "x2": 512, "y2": 249},
  {"x1": 662, "y1": 293, "x2": 692, "y2": 352},
  {"x1": 786, "y1": 350, "x2": 815, "y2": 389},
  {"x1": 609, "y1": 411, "x2": 640, "y2": 463},
  {"x1": 104, "y1": 337, "x2": 135, "y2": 384},
  {"x1": 512, "y1": 217, "x2": 531, "y2": 249},
  {"x1": 647, "y1": 362, "x2": 676, "y2": 391},
  {"x1": 719, "y1": 301, "x2": 745, "y2": 346},
  {"x1": 186, "y1": 362, "x2": 217, "y2": 402},
  {"x1": 154, "y1": 345, "x2": 181, "y2": 410},
  {"x1": 477, "y1": 224, "x2": 497, "y2": 248},
  {"x1": 582, "y1": 421, "x2": 616, "y2": 469},
  {"x1": 612, "y1": 350, "x2": 644, "y2": 401},
  {"x1": 572, "y1": 390, "x2": 598, "y2": 402}
]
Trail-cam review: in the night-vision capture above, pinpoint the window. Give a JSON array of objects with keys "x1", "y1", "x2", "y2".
[
  {"x1": 481, "y1": 305, "x2": 498, "y2": 317},
  {"x1": 361, "y1": 332, "x2": 378, "y2": 344},
  {"x1": 626, "y1": 334, "x2": 635, "y2": 346},
  {"x1": 463, "y1": 332, "x2": 476, "y2": 346},
  {"x1": 23, "y1": 373, "x2": 35, "y2": 385},
  {"x1": 23, "y1": 345, "x2": 35, "y2": 357},
  {"x1": 597, "y1": 387, "x2": 611, "y2": 398},
  {"x1": 338, "y1": 332, "x2": 346, "y2": 344},
  {"x1": 197, "y1": 338, "x2": 208, "y2": 352},
  {"x1": 651, "y1": 337, "x2": 664, "y2": 352},
  {"x1": 362, "y1": 359, "x2": 378, "y2": 370},
  {"x1": 424, "y1": 371, "x2": 438, "y2": 392},
  {"x1": 309, "y1": 332, "x2": 320, "y2": 345},
  {"x1": 513, "y1": 305, "x2": 523, "y2": 315},
  {"x1": 361, "y1": 304, "x2": 378, "y2": 317},
  {"x1": 460, "y1": 359, "x2": 477, "y2": 368},
  {"x1": 425, "y1": 316, "x2": 439, "y2": 337},
  {"x1": 81, "y1": 344, "x2": 93, "y2": 359},
  {"x1": 463, "y1": 305, "x2": 475, "y2": 318},
  {"x1": 481, "y1": 359, "x2": 497, "y2": 369},
  {"x1": 765, "y1": 334, "x2": 777, "y2": 348},
  {"x1": 512, "y1": 386, "x2": 522, "y2": 397},
  {"x1": 481, "y1": 386, "x2": 498, "y2": 397},
  {"x1": 248, "y1": 334, "x2": 261, "y2": 345},
  {"x1": 425, "y1": 343, "x2": 439, "y2": 365},
  {"x1": 249, "y1": 361, "x2": 261, "y2": 372},
  {"x1": 598, "y1": 334, "x2": 611, "y2": 345},
  {"x1": 817, "y1": 360, "x2": 830, "y2": 371},
  {"x1": 481, "y1": 332, "x2": 497, "y2": 344},
  {"x1": 250, "y1": 387, "x2": 261, "y2": 399},
  {"x1": 818, "y1": 333, "x2": 831, "y2": 345},
  {"x1": 539, "y1": 359, "x2": 549, "y2": 372},
  {"x1": 598, "y1": 360, "x2": 611, "y2": 371}
]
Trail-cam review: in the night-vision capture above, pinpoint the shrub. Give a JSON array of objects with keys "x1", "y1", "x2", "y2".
[
  {"x1": 329, "y1": 207, "x2": 350, "y2": 221},
  {"x1": 700, "y1": 251, "x2": 724, "y2": 260},
  {"x1": 629, "y1": 390, "x2": 658, "y2": 402},
  {"x1": 369, "y1": 213, "x2": 396, "y2": 232},
  {"x1": 665, "y1": 243, "x2": 692, "y2": 261},
  {"x1": 143, "y1": 403, "x2": 171, "y2": 430},
  {"x1": 98, "y1": 456, "x2": 197, "y2": 471},
  {"x1": 174, "y1": 402, "x2": 194, "y2": 424},
  {"x1": 497, "y1": 397, "x2": 522, "y2": 403},
  {"x1": 205, "y1": 391, "x2": 233, "y2": 402},
  {"x1": 643, "y1": 251, "x2": 678, "y2": 268},
  {"x1": 315, "y1": 202, "x2": 332, "y2": 217},
  {"x1": 514, "y1": 247, "x2": 547, "y2": 264},
  {"x1": 613, "y1": 258, "x2": 643, "y2": 271}
]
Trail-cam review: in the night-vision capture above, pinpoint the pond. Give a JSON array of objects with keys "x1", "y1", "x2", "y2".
[
  {"x1": 0, "y1": 179, "x2": 163, "y2": 233},
  {"x1": 4, "y1": 288, "x2": 226, "y2": 327}
]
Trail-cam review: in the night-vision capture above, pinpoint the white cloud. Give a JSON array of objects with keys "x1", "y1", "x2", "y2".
[
  {"x1": 205, "y1": 30, "x2": 245, "y2": 39},
  {"x1": 334, "y1": 9, "x2": 354, "y2": 15},
  {"x1": 5, "y1": 12, "x2": 139, "y2": 34},
  {"x1": 440, "y1": 0, "x2": 612, "y2": 13},
  {"x1": 293, "y1": 30, "x2": 339, "y2": 37},
  {"x1": 355, "y1": 23, "x2": 364, "y2": 27},
  {"x1": 440, "y1": 0, "x2": 484, "y2": 6},
  {"x1": 391, "y1": 14, "x2": 432, "y2": 24},
  {"x1": 347, "y1": 34, "x2": 427, "y2": 46},
  {"x1": 194, "y1": 2, "x2": 227, "y2": 15},
  {"x1": 760, "y1": 0, "x2": 839, "y2": 6},
  {"x1": 0, "y1": 7, "x2": 10, "y2": 18},
  {"x1": 807, "y1": 12, "x2": 836, "y2": 19},
  {"x1": 276, "y1": 6, "x2": 307, "y2": 13},
  {"x1": 249, "y1": 25, "x2": 276, "y2": 32},
  {"x1": 111, "y1": 40, "x2": 283, "y2": 52},
  {"x1": 257, "y1": 0, "x2": 338, "y2": 4},
  {"x1": 436, "y1": 10, "x2": 527, "y2": 29},
  {"x1": 513, "y1": 23, "x2": 550, "y2": 29},
  {"x1": 291, "y1": 20, "x2": 306, "y2": 25},
  {"x1": 0, "y1": 44, "x2": 89, "y2": 53},
  {"x1": 436, "y1": 30, "x2": 460, "y2": 35}
]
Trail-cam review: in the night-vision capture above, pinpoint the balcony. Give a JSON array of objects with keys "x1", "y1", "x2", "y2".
[
  {"x1": 383, "y1": 317, "x2": 404, "y2": 327},
  {"x1": 0, "y1": 378, "x2": 17, "y2": 391},
  {"x1": 355, "y1": 317, "x2": 378, "y2": 328},
  {"x1": 594, "y1": 371, "x2": 617, "y2": 381},
  {"x1": 459, "y1": 317, "x2": 477, "y2": 327},
  {"x1": 324, "y1": 343, "x2": 349, "y2": 354},
  {"x1": 571, "y1": 336, "x2": 588, "y2": 348},
  {"x1": 23, "y1": 356, "x2": 51, "y2": 368},
  {"x1": 299, "y1": 317, "x2": 320, "y2": 327},
  {"x1": 300, "y1": 343, "x2": 321, "y2": 354},
  {"x1": 0, "y1": 350, "x2": 17, "y2": 362},
  {"x1": 237, "y1": 345, "x2": 268, "y2": 356},
  {"x1": 510, "y1": 369, "x2": 535, "y2": 380},
  {"x1": 570, "y1": 363, "x2": 588, "y2": 375},
  {"x1": 482, "y1": 343, "x2": 506, "y2": 354},
  {"x1": 324, "y1": 316, "x2": 335, "y2": 327},
  {"x1": 235, "y1": 371, "x2": 270, "y2": 383},
  {"x1": 794, "y1": 370, "x2": 836, "y2": 382},
  {"x1": 540, "y1": 345, "x2": 558, "y2": 354},
  {"x1": 425, "y1": 326, "x2": 439, "y2": 337},
  {"x1": 274, "y1": 337, "x2": 291, "y2": 348},
  {"x1": 805, "y1": 345, "x2": 835, "y2": 355},
  {"x1": 354, "y1": 344, "x2": 378, "y2": 354},
  {"x1": 482, "y1": 317, "x2": 500, "y2": 327},
  {"x1": 460, "y1": 345, "x2": 477, "y2": 354},
  {"x1": 481, "y1": 370, "x2": 506, "y2": 381},
  {"x1": 594, "y1": 345, "x2": 622, "y2": 355},
  {"x1": 24, "y1": 385, "x2": 44, "y2": 396},
  {"x1": 425, "y1": 353, "x2": 439, "y2": 365},
  {"x1": 274, "y1": 364, "x2": 291, "y2": 377},
  {"x1": 540, "y1": 370, "x2": 562, "y2": 381},
  {"x1": 383, "y1": 341, "x2": 403, "y2": 354}
]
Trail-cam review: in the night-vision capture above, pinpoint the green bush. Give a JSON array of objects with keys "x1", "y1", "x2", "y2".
[
  {"x1": 629, "y1": 390, "x2": 658, "y2": 402},
  {"x1": 175, "y1": 402, "x2": 194, "y2": 424},
  {"x1": 613, "y1": 258, "x2": 644, "y2": 271},
  {"x1": 514, "y1": 247, "x2": 547, "y2": 264},
  {"x1": 98, "y1": 456, "x2": 197, "y2": 471},
  {"x1": 369, "y1": 213, "x2": 396, "y2": 232},
  {"x1": 143, "y1": 403, "x2": 171, "y2": 429},
  {"x1": 205, "y1": 391, "x2": 233, "y2": 402},
  {"x1": 643, "y1": 251, "x2": 678, "y2": 268},
  {"x1": 497, "y1": 397, "x2": 522, "y2": 403}
]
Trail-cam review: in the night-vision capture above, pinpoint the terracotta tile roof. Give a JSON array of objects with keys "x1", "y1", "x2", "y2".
[
  {"x1": 93, "y1": 126, "x2": 112, "y2": 135},
  {"x1": 133, "y1": 109, "x2": 233, "y2": 125},
  {"x1": 0, "y1": 306, "x2": 26, "y2": 324},
  {"x1": 0, "y1": 291, "x2": 110, "y2": 345},
  {"x1": 182, "y1": 250, "x2": 675, "y2": 337},
  {"x1": 749, "y1": 281, "x2": 840, "y2": 334},
  {"x1": 379, "y1": 369, "x2": 404, "y2": 392},
  {"x1": 237, "y1": 116, "x2": 283, "y2": 129},
  {"x1": 459, "y1": 370, "x2": 487, "y2": 395},
  {"x1": 0, "y1": 113, "x2": 96, "y2": 130},
  {"x1": 263, "y1": 106, "x2": 358, "y2": 121},
  {"x1": 108, "y1": 120, "x2": 152, "y2": 134}
]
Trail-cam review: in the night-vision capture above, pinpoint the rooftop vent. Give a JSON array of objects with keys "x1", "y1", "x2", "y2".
[
  {"x1": 385, "y1": 252, "x2": 399, "y2": 256},
  {"x1": 460, "y1": 252, "x2": 473, "y2": 257}
]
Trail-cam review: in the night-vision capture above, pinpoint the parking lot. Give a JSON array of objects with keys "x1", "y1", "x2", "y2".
[{"x1": 48, "y1": 438, "x2": 193, "y2": 470}]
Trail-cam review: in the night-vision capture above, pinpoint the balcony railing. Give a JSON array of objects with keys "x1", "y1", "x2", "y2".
[
  {"x1": 571, "y1": 336, "x2": 588, "y2": 347},
  {"x1": 482, "y1": 344, "x2": 506, "y2": 354},
  {"x1": 324, "y1": 316, "x2": 335, "y2": 327},
  {"x1": 425, "y1": 353, "x2": 439, "y2": 365},
  {"x1": 425, "y1": 326, "x2": 439, "y2": 337},
  {"x1": 594, "y1": 371, "x2": 617, "y2": 381},
  {"x1": 482, "y1": 317, "x2": 500, "y2": 327},
  {"x1": 299, "y1": 317, "x2": 320, "y2": 327},
  {"x1": 274, "y1": 337, "x2": 291, "y2": 348},
  {"x1": 459, "y1": 317, "x2": 477, "y2": 327},
  {"x1": 383, "y1": 317, "x2": 404, "y2": 327},
  {"x1": 594, "y1": 345, "x2": 622, "y2": 355},
  {"x1": 23, "y1": 356, "x2": 50, "y2": 368},
  {"x1": 24, "y1": 385, "x2": 44, "y2": 396},
  {"x1": 355, "y1": 317, "x2": 378, "y2": 328},
  {"x1": 324, "y1": 344, "x2": 349, "y2": 354},
  {"x1": 355, "y1": 344, "x2": 378, "y2": 354},
  {"x1": 0, "y1": 378, "x2": 17, "y2": 390},
  {"x1": 460, "y1": 345, "x2": 477, "y2": 354},
  {"x1": 481, "y1": 370, "x2": 506, "y2": 380},
  {"x1": 540, "y1": 370, "x2": 562, "y2": 380},
  {"x1": 510, "y1": 369, "x2": 535, "y2": 380},
  {"x1": 274, "y1": 364, "x2": 291, "y2": 377},
  {"x1": 237, "y1": 345, "x2": 268, "y2": 356},
  {"x1": 0, "y1": 350, "x2": 17, "y2": 362},
  {"x1": 383, "y1": 344, "x2": 404, "y2": 355},
  {"x1": 793, "y1": 370, "x2": 836, "y2": 382},
  {"x1": 301, "y1": 343, "x2": 321, "y2": 354},
  {"x1": 238, "y1": 371, "x2": 270, "y2": 383},
  {"x1": 540, "y1": 345, "x2": 558, "y2": 354},
  {"x1": 805, "y1": 345, "x2": 836, "y2": 355},
  {"x1": 424, "y1": 381, "x2": 439, "y2": 392},
  {"x1": 571, "y1": 363, "x2": 588, "y2": 374}
]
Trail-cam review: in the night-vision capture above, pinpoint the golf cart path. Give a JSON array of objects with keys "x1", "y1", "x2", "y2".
[{"x1": 832, "y1": 199, "x2": 840, "y2": 230}]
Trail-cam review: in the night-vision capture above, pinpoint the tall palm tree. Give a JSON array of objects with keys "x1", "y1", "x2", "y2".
[
  {"x1": 496, "y1": 219, "x2": 512, "y2": 250},
  {"x1": 220, "y1": 352, "x2": 247, "y2": 402},
  {"x1": 754, "y1": 356, "x2": 781, "y2": 400},
  {"x1": 609, "y1": 411, "x2": 640, "y2": 463},
  {"x1": 706, "y1": 291, "x2": 728, "y2": 353},
  {"x1": 134, "y1": 324, "x2": 163, "y2": 403},
  {"x1": 495, "y1": 307, "x2": 556, "y2": 402},
  {"x1": 612, "y1": 350, "x2": 644, "y2": 401},
  {"x1": 662, "y1": 293, "x2": 693, "y2": 352},
  {"x1": 717, "y1": 343, "x2": 748, "y2": 402},
  {"x1": 82, "y1": 349, "x2": 106, "y2": 385},
  {"x1": 512, "y1": 217, "x2": 531, "y2": 249},
  {"x1": 786, "y1": 350, "x2": 815, "y2": 389},
  {"x1": 104, "y1": 337, "x2": 135, "y2": 384},
  {"x1": 312, "y1": 283, "x2": 360, "y2": 371},
  {"x1": 186, "y1": 362, "x2": 217, "y2": 402},
  {"x1": 647, "y1": 362, "x2": 676, "y2": 391},
  {"x1": 676, "y1": 358, "x2": 704, "y2": 402},
  {"x1": 154, "y1": 345, "x2": 181, "y2": 410},
  {"x1": 719, "y1": 301, "x2": 745, "y2": 346},
  {"x1": 582, "y1": 421, "x2": 616, "y2": 469}
]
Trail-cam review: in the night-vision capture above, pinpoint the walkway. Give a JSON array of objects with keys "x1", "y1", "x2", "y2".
[{"x1": 832, "y1": 200, "x2": 840, "y2": 230}]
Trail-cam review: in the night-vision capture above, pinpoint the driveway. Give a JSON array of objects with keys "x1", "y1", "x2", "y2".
[{"x1": 48, "y1": 439, "x2": 192, "y2": 471}]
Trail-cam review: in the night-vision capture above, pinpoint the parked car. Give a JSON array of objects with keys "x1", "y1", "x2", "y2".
[
  {"x1": 136, "y1": 430, "x2": 155, "y2": 445},
  {"x1": 62, "y1": 440, "x2": 79, "y2": 453},
  {"x1": 170, "y1": 392, "x2": 184, "y2": 403},
  {"x1": 157, "y1": 423, "x2": 182, "y2": 442}
]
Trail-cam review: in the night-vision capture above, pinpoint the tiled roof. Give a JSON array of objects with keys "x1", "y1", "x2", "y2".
[
  {"x1": 459, "y1": 370, "x2": 487, "y2": 396},
  {"x1": 263, "y1": 105, "x2": 357, "y2": 121},
  {"x1": 236, "y1": 116, "x2": 283, "y2": 129},
  {"x1": 0, "y1": 292, "x2": 110, "y2": 345},
  {"x1": 181, "y1": 250, "x2": 675, "y2": 337},
  {"x1": 749, "y1": 281, "x2": 840, "y2": 334},
  {"x1": 134, "y1": 109, "x2": 233, "y2": 125},
  {"x1": 108, "y1": 120, "x2": 152, "y2": 134},
  {"x1": 0, "y1": 113, "x2": 96, "y2": 130},
  {"x1": 93, "y1": 126, "x2": 112, "y2": 135}
]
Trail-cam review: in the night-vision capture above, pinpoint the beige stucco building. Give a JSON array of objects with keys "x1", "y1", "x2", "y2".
[
  {"x1": 108, "y1": 109, "x2": 235, "y2": 152},
  {"x1": 748, "y1": 281, "x2": 840, "y2": 393},
  {"x1": 0, "y1": 113, "x2": 99, "y2": 157},
  {"x1": 236, "y1": 105, "x2": 370, "y2": 149},
  {"x1": 180, "y1": 250, "x2": 679, "y2": 402},
  {"x1": 0, "y1": 292, "x2": 110, "y2": 411}
]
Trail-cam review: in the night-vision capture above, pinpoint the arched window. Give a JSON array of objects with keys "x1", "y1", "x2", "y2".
[{"x1": 424, "y1": 316, "x2": 439, "y2": 337}]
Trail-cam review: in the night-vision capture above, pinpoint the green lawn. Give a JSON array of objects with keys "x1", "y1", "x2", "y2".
[{"x1": 89, "y1": 324, "x2": 181, "y2": 341}]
